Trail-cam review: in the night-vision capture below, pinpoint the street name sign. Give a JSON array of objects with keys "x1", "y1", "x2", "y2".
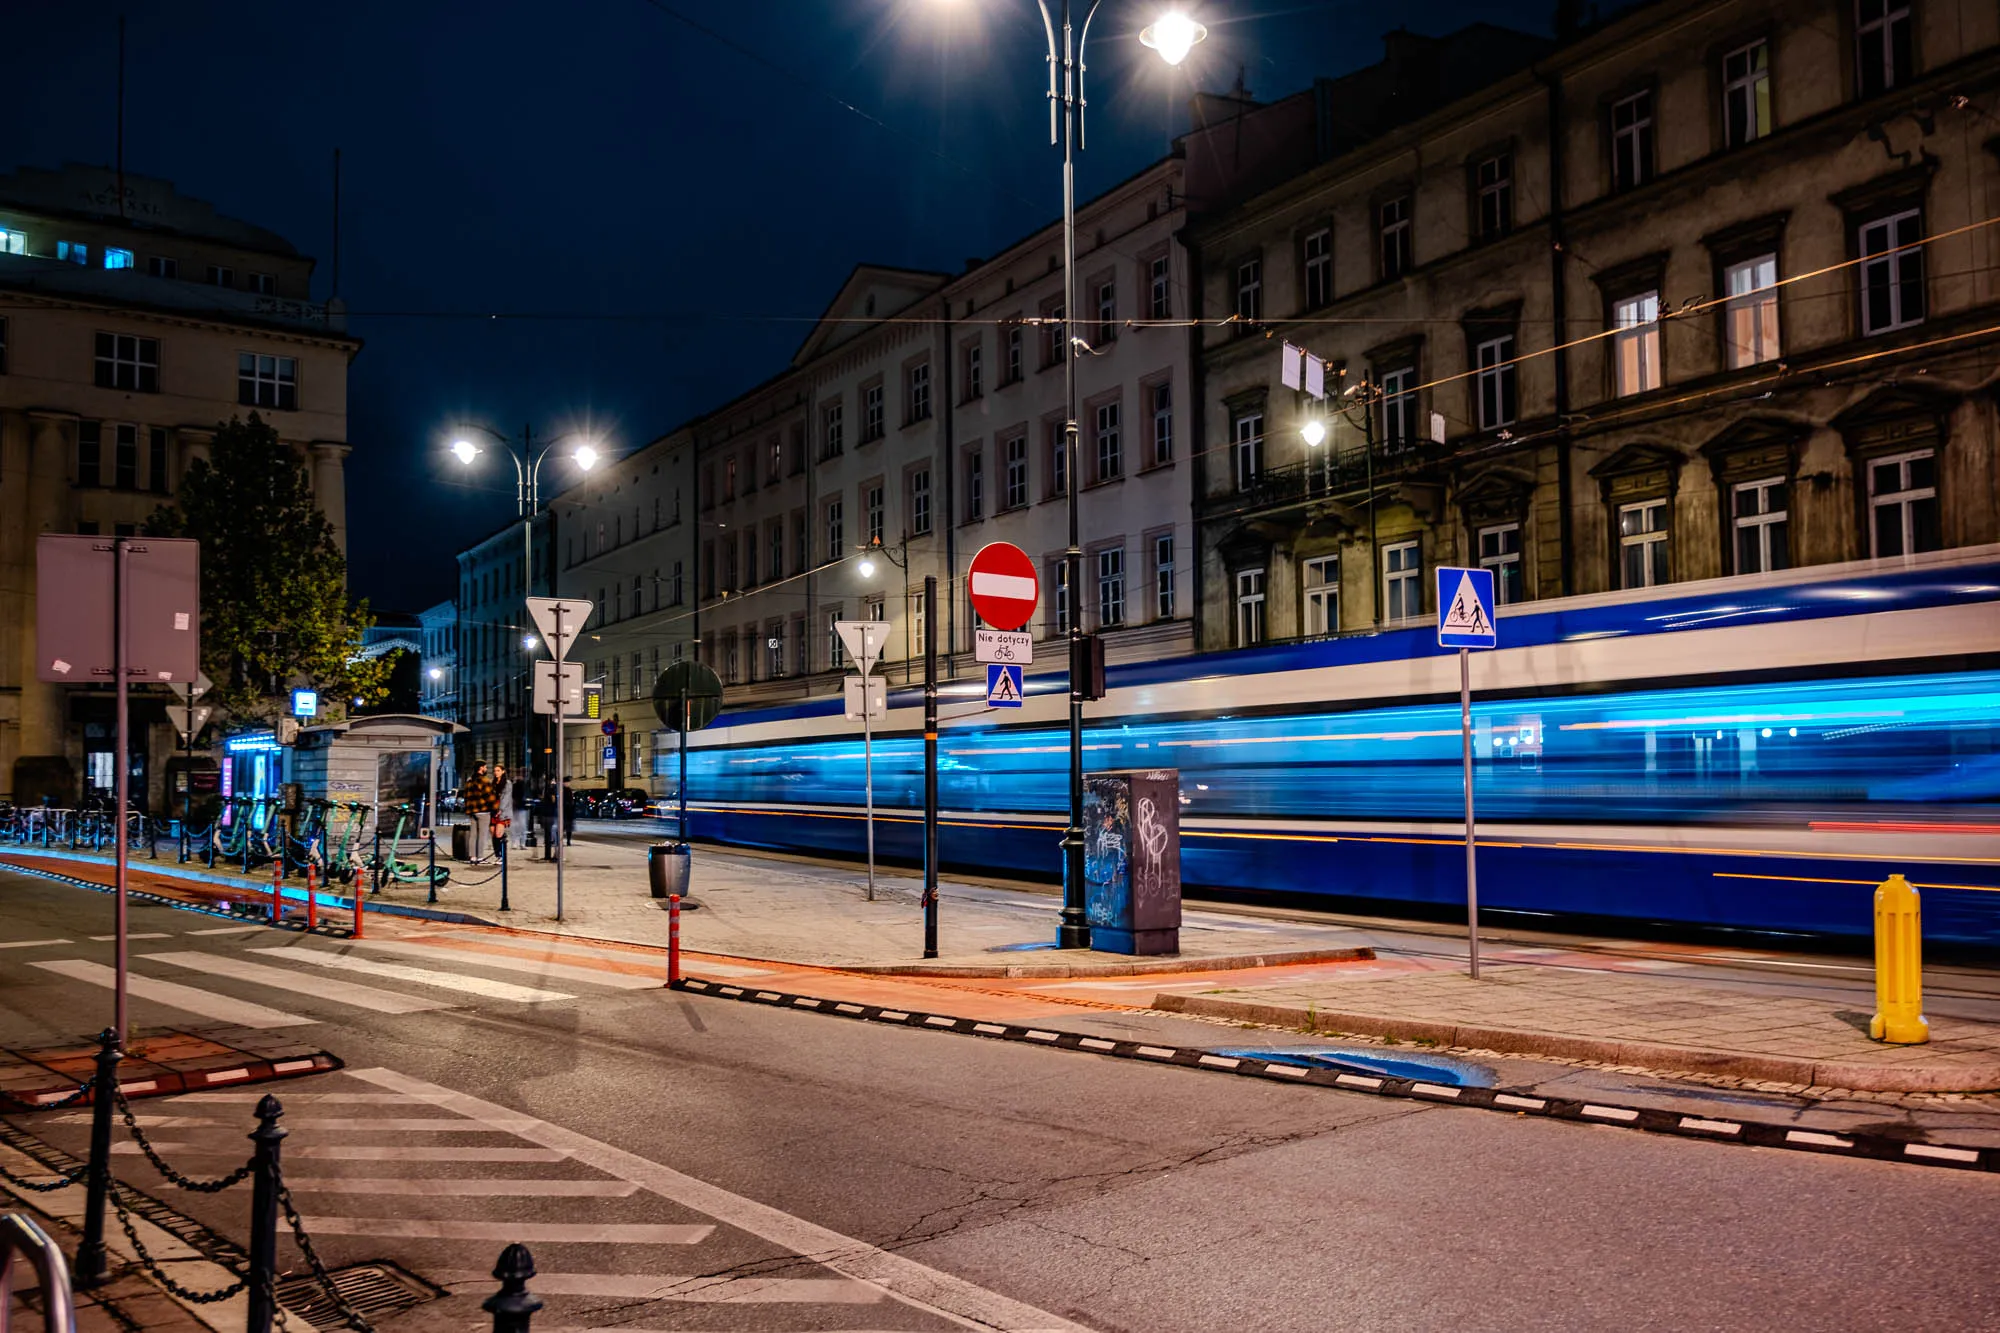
[
  {"x1": 986, "y1": 663, "x2": 1025, "y2": 708},
  {"x1": 835, "y1": 619, "x2": 893, "y2": 676},
  {"x1": 968, "y1": 542, "x2": 1039, "y2": 632},
  {"x1": 974, "y1": 628, "x2": 1033, "y2": 664},
  {"x1": 1436, "y1": 567, "x2": 1497, "y2": 649}
]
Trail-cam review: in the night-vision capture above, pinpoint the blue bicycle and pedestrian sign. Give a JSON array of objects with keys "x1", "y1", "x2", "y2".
[{"x1": 1436, "y1": 566, "x2": 1497, "y2": 649}]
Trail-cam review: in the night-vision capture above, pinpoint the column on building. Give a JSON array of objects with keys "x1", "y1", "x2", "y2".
[
  {"x1": 311, "y1": 440, "x2": 352, "y2": 556},
  {"x1": 15, "y1": 412, "x2": 78, "y2": 800}
]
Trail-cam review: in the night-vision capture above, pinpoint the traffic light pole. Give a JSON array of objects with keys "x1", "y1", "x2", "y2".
[{"x1": 553, "y1": 605, "x2": 567, "y2": 923}]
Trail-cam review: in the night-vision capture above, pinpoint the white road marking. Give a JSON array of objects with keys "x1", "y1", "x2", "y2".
[
  {"x1": 174, "y1": 1092, "x2": 429, "y2": 1104},
  {"x1": 1906, "y1": 1144, "x2": 1980, "y2": 1162},
  {"x1": 0, "y1": 938, "x2": 72, "y2": 949},
  {"x1": 113, "y1": 1143, "x2": 568, "y2": 1163},
  {"x1": 1678, "y1": 1117, "x2": 1741, "y2": 1135},
  {"x1": 1494, "y1": 1094, "x2": 1547, "y2": 1110},
  {"x1": 340, "y1": 939, "x2": 656, "y2": 990},
  {"x1": 187, "y1": 926, "x2": 267, "y2": 936},
  {"x1": 91, "y1": 933, "x2": 171, "y2": 941},
  {"x1": 1785, "y1": 1130, "x2": 1853, "y2": 1148},
  {"x1": 1411, "y1": 1083, "x2": 1461, "y2": 1099},
  {"x1": 284, "y1": 1178, "x2": 638, "y2": 1198},
  {"x1": 304, "y1": 1219, "x2": 713, "y2": 1244},
  {"x1": 433, "y1": 1272, "x2": 883, "y2": 1305},
  {"x1": 246, "y1": 948, "x2": 572, "y2": 1003},
  {"x1": 356, "y1": 1068, "x2": 1092, "y2": 1332},
  {"x1": 142, "y1": 952, "x2": 449, "y2": 1014},
  {"x1": 32, "y1": 960, "x2": 310, "y2": 1028},
  {"x1": 1582, "y1": 1105, "x2": 1640, "y2": 1122}
]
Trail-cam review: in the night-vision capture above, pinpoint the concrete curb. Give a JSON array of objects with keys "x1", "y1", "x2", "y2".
[
  {"x1": 1151, "y1": 994, "x2": 2000, "y2": 1094},
  {"x1": 835, "y1": 946, "x2": 1378, "y2": 978}
]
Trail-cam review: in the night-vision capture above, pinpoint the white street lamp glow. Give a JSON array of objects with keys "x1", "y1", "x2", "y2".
[
  {"x1": 450, "y1": 439, "x2": 481, "y2": 465},
  {"x1": 573, "y1": 444, "x2": 599, "y2": 471},
  {"x1": 522, "y1": 635, "x2": 538, "y2": 651},
  {"x1": 1301, "y1": 418, "x2": 1326, "y2": 447},
  {"x1": 428, "y1": 666, "x2": 443, "y2": 680},
  {"x1": 858, "y1": 557, "x2": 878, "y2": 579},
  {"x1": 1140, "y1": 11, "x2": 1206, "y2": 66}
]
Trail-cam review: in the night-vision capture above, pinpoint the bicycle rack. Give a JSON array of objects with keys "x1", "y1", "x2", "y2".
[{"x1": 0, "y1": 1213, "x2": 77, "y2": 1333}]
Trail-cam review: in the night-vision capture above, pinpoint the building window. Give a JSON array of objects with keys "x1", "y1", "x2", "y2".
[
  {"x1": 768, "y1": 525, "x2": 783, "y2": 584},
  {"x1": 104, "y1": 248, "x2": 134, "y2": 270},
  {"x1": 1379, "y1": 366, "x2": 1418, "y2": 447},
  {"x1": 743, "y1": 534, "x2": 757, "y2": 586},
  {"x1": 966, "y1": 449, "x2": 984, "y2": 521},
  {"x1": 0, "y1": 227, "x2": 24, "y2": 254},
  {"x1": 820, "y1": 401, "x2": 844, "y2": 459},
  {"x1": 248, "y1": 272, "x2": 275, "y2": 295},
  {"x1": 1004, "y1": 435, "x2": 1028, "y2": 509},
  {"x1": 114, "y1": 423, "x2": 137, "y2": 489},
  {"x1": 94, "y1": 333, "x2": 159, "y2": 392},
  {"x1": 1732, "y1": 477, "x2": 1790, "y2": 574},
  {"x1": 1613, "y1": 292, "x2": 1662, "y2": 396},
  {"x1": 1235, "y1": 259, "x2": 1262, "y2": 322},
  {"x1": 1860, "y1": 208, "x2": 1925, "y2": 334},
  {"x1": 1475, "y1": 153, "x2": 1513, "y2": 240},
  {"x1": 1006, "y1": 325, "x2": 1024, "y2": 383},
  {"x1": 866, "y1": 483, "x2": 884, "y2": 546},
  {"x1": 825, "y1": 497, "x2": 844, "y2": 561},
  {"x1": 1043, "y1": 303, "x2": 1066, "y2": 367},
  {"x1": 722, "y1": 635, "x2": 738, "y2": 686},
  {"x1": 206, "y1": 264, "x2": 233, "y2": 287},
  {"x1": 1475, "y1": 335, "x2": 1516, "y2": 430},
  {"x1": 1149, "y1": 254, "x2": 1172, "y2": 320},
  {"x1": 1052, "y1": 564, "x2": 1072, "y2": 636},
  {"x1": 1150, "y1": 383, "x2": 1173, "y2": 465},
  {"x1": 827, "y1": 608, "x2": 847, "y2": 669},
  {"x1": 147, "y1": 256, "x2": 177, "y2": 279},
  {"x1": 1379, "y1": 196, "x2": 1412, "y2": 279},
  {"x1": 964, "y1": 341, "x2": 983, "y2": 398},
  {"x1": 1303, "y1": 229, "x2": 1333, "y2": 308},
  {"x1": 1154, "y1": 534, "x2": 1176, "y2": 619},
  {"x1": 1050, "y1": 424, "x2": 1069, "y2": 498},
  {"x1": 237, "y1": 353, "x2": 298, "y2": 409},
  {"x1": 1304, "y1": 554, "x2": 1338, "y2": 636},
  {"x1": 793, "y1": 512, "x2": 808, "y2": 575},
  {"x1": 1087, "y1": 546, "x2": 1123, "y2": 629},
  {"x1": 671, "y1": 559, "x2": 685, "y2": 604},
  {"x1": 78, "y1": 421, "x2": 102, "y2": 487},
  {"x1": 1723, "y1": 40, "x2": 1772, "y2": 146},
  {"x1": 767, "y1": 439, "x2": 782, "y2": 484},
  {"x1": 1232, "y1": 411, "x2": 1263, "y2": 491},
  {"x1": 58, "y1": 241, "x2": 89, "y2": 265},
  {"x1": 907, "y1": 362, "x2": 931, "y2": 423},
  {"x1": 1095, "y1": 280, "x2": 1117, "y2": 345},
  {"x1": 863, "y1": 384, "x2": 884, "y2": 441},
  {"x1": 1618, "y1": 498, "x2": 1670, "y2": 587},
  {"x1": 1095, "y1": 402, "x2": 1121, "y2": 481},
  {"x1": 1868, "y1": 450, "x2": 1939, "y2": 557},
  {"x1": 148, "y1": 428, "x2": 168, "y2": 494},
  {"x1": 1856, "y1": 0, "x2": 1912, "y2": 98},
  {"x1": 1382, "y1": 540, "x2": 1422, "y2": 620},
  {"x1": 1478, "y1": 524, "x2": 1524, "y2": 605},
  {"x1": 722, "y1": 457, "x2": 736, "y2": 501},
  {"x1": 910, "y1": 468, "x2": 932, "y2": 535},
  {"x1": 1612, "y1": 90, "x2": 1655, "y2": 191},
  {"x1": 1234, "y1": 569, "x2": 1266, "y2": 646},
  {"x1": 768, "y1": 624, "x2": 785, "y2": 678},
  {"x1": 1723, "y1": 255, "x2": 1780, "y2": 368}
]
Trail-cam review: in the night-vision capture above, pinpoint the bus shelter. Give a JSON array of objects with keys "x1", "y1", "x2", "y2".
[{"x1": 290, "y1": 714, "x2": 465, "y2": 836}]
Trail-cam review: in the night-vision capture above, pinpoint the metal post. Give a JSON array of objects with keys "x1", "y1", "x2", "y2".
[
  {"x1": 1366, "y1": 386, "x2": 1379, "y2": 627},
  {"x1": 180, "y1": 703, "x2": 193, "y2": 863},
  {"x1": 112, "y1": 539, "x2": 131, "y2": 1040},
  {"x1": 667, "y1": 893, "x2": 681, "y2": 987},
  {"x1": 245, "y1": 1095, "x2": 286, "y2": 1333},
  {"x1": 553, "y1": 606, "x2": 567, "y2": 922},
  {"x1": 1056, "y1": 0, "x2": 1089, "y2": 950},
  {"x1": 862, "y1": 672, "x2": 875, "y2": 903},
  {"x1": 676, "y1": 688, "x2": 689, "y2": 844},
  {"x1": 427, "y1": 827, "x2": 439, "y2": 905},
  {"x1": 1462, "y1": 647, "x2": 1479, "y2": 979},
  {"x1": 484, "y1": 1243, "x2": 543, "y2": 1333},
  {"x1": 72, "y1": 1029, "x2": 119, "y2": 1289},
  {"x1": 271, "y1": 853, "x2": 283, "y2": 926},
  {"x1": 498, "y1": 823, "x2": 511, "y2": 911},
  {"x1": 305, "y1": 857, "x2": 318, "y2": 933},
  {"x1": 923, "y1": 576, "x2": 939, "y2": 959}
]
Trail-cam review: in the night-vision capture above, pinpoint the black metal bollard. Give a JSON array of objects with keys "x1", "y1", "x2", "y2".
[
  {"x1": 72, "y1": 1029, "x2": 121, "y2": 1289},
  {"x1": 245, "y1": 1094, "x2": 287, "y2": 1333},
  {"x1": 372, "y1": 823, "x2": 384, "y2": 895},
  {"x1": 427, "y1": 829, "x2": 439, "y2": 905},
  {"x1": 484, "y1": 1243, "x2": 542, "y2": 1333}
]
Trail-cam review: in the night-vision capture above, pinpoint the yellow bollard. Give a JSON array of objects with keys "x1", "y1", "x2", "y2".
[{"x1": 1869, "y1": 873, "x2": 1930, "y2": 1045}]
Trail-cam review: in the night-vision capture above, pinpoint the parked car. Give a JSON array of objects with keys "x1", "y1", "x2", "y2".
[{"x1": 576, "y1": 786, "x2": 652, "y2": 819}]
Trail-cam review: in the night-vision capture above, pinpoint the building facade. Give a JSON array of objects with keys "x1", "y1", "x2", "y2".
[
  {"x1": 1191, "y1": 0, "x2": 2000, "y2": 649},
  {"x1": 455, "y1": 513, "x2": 556, "y2": 784},
  {"x1": 0, "y1": 163, "x2": 358, "y2": 806},
  {"x1": 416, "y1": 599, "x2": 459, "y2": 791}
]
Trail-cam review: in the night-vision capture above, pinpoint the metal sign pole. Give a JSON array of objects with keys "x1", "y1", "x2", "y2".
[
  {"x1": 1462, "y1": 646, "x2": 1479, "y2": 979},
  {"x1": 922, "y1": 576, "x2": 939, "y2": 958},
  {"x1": 112, "y1": 539, "x2": 130, "y2": 1044},
  {"x1": 863, "y1": 673, "x2": 875, "y2": 903},
  {"x1": 677, "y1": 685, "x2": 688, "y2": 843},
  {"x1": 553, "y1": 605, "x2": 566, "y2": 922}
]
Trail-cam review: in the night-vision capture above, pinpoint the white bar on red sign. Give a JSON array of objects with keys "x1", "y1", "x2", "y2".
[{"x1": 970, "y1": 572, "x2": 1036, "y2": 600}]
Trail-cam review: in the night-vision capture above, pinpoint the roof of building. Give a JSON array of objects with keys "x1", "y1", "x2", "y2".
[{"x1": 0, "y1": 163, "x2": 304, "y2": 258}]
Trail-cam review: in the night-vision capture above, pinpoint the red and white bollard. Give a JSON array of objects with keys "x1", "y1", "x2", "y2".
[
  {"x1": 350, "y1": 875, "x2": 365, "y2": 940},
  {"x1": 668, "y1": 894, "x2": 681, "y2": 988},
  {"x1": 304, "y1": 862, "x2": 318, "y2": 933},
  {"x1": 271, "y1": 856, "x2": 284, "y2": 926}
]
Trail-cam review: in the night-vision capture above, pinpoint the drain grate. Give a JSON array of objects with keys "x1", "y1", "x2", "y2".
[{"x1": 275, "y1": 1262, "x2": 442, "y2": 1331}]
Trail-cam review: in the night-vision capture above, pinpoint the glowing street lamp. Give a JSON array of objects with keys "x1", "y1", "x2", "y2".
[
  {"x1": 1139, "y1": 11, "x2": 1206, "y2": 66},
  {"x1": 574, "y1": 443, "x2": 599, "y2": 471},
  {"x1": 450, "y1": 438, "x2": 481, "y2": 465},
  {"x1": 1300, "y1": 418, "x2": 1327, "y2": 448}
]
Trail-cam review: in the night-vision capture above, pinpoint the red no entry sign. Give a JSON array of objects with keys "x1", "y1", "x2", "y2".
[{"x1": 968, "y1": 542, "x2": 1039, "y2": 631}]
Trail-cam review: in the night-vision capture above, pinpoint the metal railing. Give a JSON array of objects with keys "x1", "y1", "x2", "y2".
[{"x1": 0, "y1": 1214, "x2": 76, "y2": 1333}]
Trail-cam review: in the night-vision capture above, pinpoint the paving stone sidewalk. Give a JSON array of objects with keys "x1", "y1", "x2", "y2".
[{"x1": 1156, "y1": 963, "x2": 2000, "y2": 1092}]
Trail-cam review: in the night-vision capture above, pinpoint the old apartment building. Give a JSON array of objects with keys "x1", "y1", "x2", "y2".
[
  {"x1": 0, "y1": 163, "x2": 358, "y2": 805},
  {"x1": 1191, "y1": 0, "x2": 2000, "y2": 648}
]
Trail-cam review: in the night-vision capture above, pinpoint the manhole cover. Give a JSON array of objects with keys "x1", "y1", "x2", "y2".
[{"x1": 275, "y1": 1262, "x2": 442, "y2": 1330}]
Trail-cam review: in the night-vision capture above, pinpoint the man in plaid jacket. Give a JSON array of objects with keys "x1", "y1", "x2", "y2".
[{"x1": 461, "y1": 761, "x2": 498, "y2": 864}]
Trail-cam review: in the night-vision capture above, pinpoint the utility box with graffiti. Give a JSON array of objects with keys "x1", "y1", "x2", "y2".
[{"x1": 1083, "y1": 768, "x2": 1181, "y2": 955}]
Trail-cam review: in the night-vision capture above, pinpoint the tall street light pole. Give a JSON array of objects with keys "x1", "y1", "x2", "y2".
[{"x1": 1023, "y1": 2, "x2": 1205, "y2": 948}]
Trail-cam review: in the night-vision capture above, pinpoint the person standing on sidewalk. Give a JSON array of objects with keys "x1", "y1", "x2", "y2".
[
  {"x1": 492, "y1": 764, "x2": 514, "y2": 851},
  {"x1": 561, "y1": 776, "x2": 578, "y2": 846},
  {"x1": 462, "y1": 761, "x2": 497, "y2": 864},
  {"x1": 534, "y1": 778, "x2": 558, "y2": 860}
]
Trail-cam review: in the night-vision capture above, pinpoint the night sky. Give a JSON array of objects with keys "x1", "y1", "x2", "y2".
[{"x1": 7, "y1": 1, "x2": 1561, "y2": 613}]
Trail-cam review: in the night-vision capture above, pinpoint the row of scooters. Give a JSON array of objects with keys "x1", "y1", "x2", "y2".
[{"x1": 207, "y1": 796, "x2": 451, "y2": 888}]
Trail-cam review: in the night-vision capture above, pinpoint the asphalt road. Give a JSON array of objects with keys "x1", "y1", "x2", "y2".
[{"x1": 4, "y1": 871, "x2": 1999, "y2": 1332}]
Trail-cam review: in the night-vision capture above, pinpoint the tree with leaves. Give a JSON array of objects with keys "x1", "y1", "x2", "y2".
[{"x1": 146, "y1": 413, "x2": 387, "y2": 718}]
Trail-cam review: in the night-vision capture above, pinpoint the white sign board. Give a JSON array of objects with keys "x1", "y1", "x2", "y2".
[
  {"x1": 835, "y1": 620, "x2": 892, "y2": 676},
  {"x1": 525, "y1": 597, "x2": 594, "y2": 660},
  {"x1": 843, "y1": 675, "x2": 886, "y2": 721},
  {"x1": 974, "y1": 629, "x2": 1033, "y2": 665},
  {"x1": 533, "y1": 660, "x2": 585, "y2": 714}
]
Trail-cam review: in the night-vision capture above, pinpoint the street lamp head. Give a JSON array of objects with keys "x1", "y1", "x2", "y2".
[
  {"x1": 428, "y1": 667, "x2": 444, "y2": 680},
  {"x1": 1301, "y1": 418, "x2": 1326, "y2": 448},
  {"x1": 1140, "y1": 11, "x2": 1206, "y2": 66},
  {"x1": 450, "y1": 439, "x2": 481, "y2": 465},
  {"x1": 522, "y1": 635, "x2": 539, "y2": 651},
  {"x1": 858, "y1": 556, "x2": 879, "y2": 579},
  {"x1": 573, "y1": 443, "x2": 600, "y2": 471}
]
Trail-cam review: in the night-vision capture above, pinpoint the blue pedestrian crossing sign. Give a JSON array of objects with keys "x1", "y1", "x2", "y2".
[
  {"x1": 986, "y1": 662, "x2": 1024, "y2": 708},
  {"x1": 1436, "y1": 566, "x2": 1497, "y2": 649}
]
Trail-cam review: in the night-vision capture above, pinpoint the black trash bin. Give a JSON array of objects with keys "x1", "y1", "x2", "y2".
[
  {"x1": 648, "y1": 841, "x2": 692, "y2": 899},
  {"x1": 450, "y1": 823, "x2": 471, "y2": 862}
]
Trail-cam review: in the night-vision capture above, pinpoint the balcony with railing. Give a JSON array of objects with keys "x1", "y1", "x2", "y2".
[{"x1": 1201, "y1": 437, "x2": 1455, "y2": 523}]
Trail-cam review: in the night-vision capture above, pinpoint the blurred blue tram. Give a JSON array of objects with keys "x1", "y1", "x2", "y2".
[{"x1": 679, "y1": 548, "x2": 2000, "y2": 945}]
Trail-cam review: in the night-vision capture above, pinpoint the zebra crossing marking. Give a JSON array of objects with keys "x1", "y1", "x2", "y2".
[
  {"x1": 141, "y1": 952, "x2": 451, "y2": 1014},
  {"x1": 341, "y1": 939, "x2": 659, "y2": 990},
  {"x1": 31, "y1": 959, "x2": 310, "y2": 1028},
  {"x1": 303, "y1": 1219, "x2": 714, "y2": 1245},
  {"x1": 246, "y1": 946, "x2": 575, "y2": 1003},
  {"x1": 0, "y1": 938, "x2": 72, "y2": 949},
  {"x1": 111, "y1": 1142, "x2": 570, "y2": 1163},
  {"x1": 282, "y1": 1177, "x2": 639, "y2": 1198},
  {"x1": 431, "y1": 1272, "x2": 884, "y2": 1305}
]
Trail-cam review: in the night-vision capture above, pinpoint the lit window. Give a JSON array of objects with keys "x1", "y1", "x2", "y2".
[
  {"x1": 1860, "y1": 209, "x2": 1924, "y2": 334},
  {"x1": 1155, "y1": 534, "x2": 1176, "y2": 619},
  {"x1": 58, "y1": 240, "x2": 89, "y2": 265},
  {"x1": 1475, "y1": 154, "x2": 1513, "y2": 239},
  {"x1": 1095, "y1": 401, "x2": 1121, "y2": 480},
  {"x1": 1097, "y1": 547, "x2": 1125, "y2": 628},
  {"x1": 1619, "y1": 499, "x2": 1670, "y2": 588},
  {"x1": 1304, "y1": 554, "x2": 1339, "y2": 635},
  {"x1": 1382, "y1": 540, "x2": 1422, "y2": 621},
  {"x1": 104, "y1": 248, "x2": 133, "y2": 270},
  {"x1": 1723, "y1": 40, "x2": 1772, "y2": 146},
  {"x1": 1724, "y1": 255, "x2": 1780, "y2": 368},
  {"x1": 1379, "y1": 197, "x2": 1412, "y2": 278},
  {"x1": 1235, "y1": 569, "x2": 1266, "y2": 646},
  {"x1": 94, "y1": 333, "x2": 159, "y2": 392},
  {"x1": 1149, "y1": 254, "x2": 1172, "y2": 320},
  {"x1": 1232, "y1": 411, "x2": 1263, "y2": 491},
  {"x1": 1733, "y1": 477, "x2": 1790, "y2": 574},
  {"x1": 0, "y1": 227, "x2": 25, "y2": 255},
  {"x1": 1151, "y1": 382, "x2": 1173, "y2": 465},
  {"x1": 1303, "y1": 229, "x2": 1333, "y2": 309},
  {"x1": 1612, "y1": 90, "x2": 1654, "y2": 191},
  {"x1": 1867, "y1": 450, "x2": 1939, "y2": 557},
  {"x1": 1475, "y1": 335, "x2": 1516, "y2": 430},
  {"x1": 237, "y1": 353, "x2": 298, "y2": 409},
  {"x1": 1235, "y1": 259, "x2": 1262, "y2": 322},
  {"x1": 910, "y1": 467, "x2": 932, "y2": 535},
  {"x1": 1613, "y1": 292, "x2": 1661, "y2": 396},
  {"x1": 1856, "y1": 0, "x2": 1912, "y2": 98},
  {"x1": 1478, "y1": 524, "x2": 1524, "y2": 605},
  {"x1": 1379, "y1": 366, "x2": 1418, "y2": 446}
]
